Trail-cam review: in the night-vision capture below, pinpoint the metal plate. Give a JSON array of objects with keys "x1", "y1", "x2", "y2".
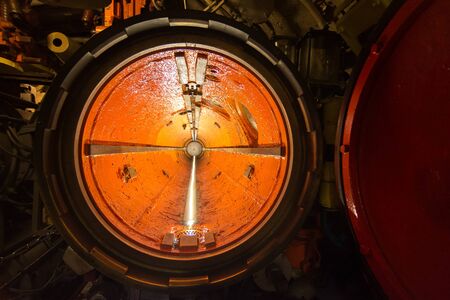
[{"x1": 339, "y1": 0, "x2": 450, "y2": 298}]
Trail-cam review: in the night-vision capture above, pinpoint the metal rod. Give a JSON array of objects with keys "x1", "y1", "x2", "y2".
[
  {"x1": 204, "y1": 145, "x2": 284, "y2": 157},
  {"x1": 86, "y1": 143, "x2": 185, "y2": 156},
  {"x1": 210, "y1": 0, "x2": 225, "y2": 13},
  {"x1": 183, "y1": 155, "x2": 197, "y2": 227},
  {"x1": 192, "y1": 104, "x2": 201, "y2": 141},
  {"x1": 202, "y1": 0, "x2": 216, "y2": 11}
]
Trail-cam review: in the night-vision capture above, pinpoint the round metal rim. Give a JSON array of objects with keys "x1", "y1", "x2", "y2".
[
  {"x1": 73, "y1": 42, "x2": 295, "y2": 261},
  {"x1": 35, "y1": 12, "x2": 322, "y2": 289}
]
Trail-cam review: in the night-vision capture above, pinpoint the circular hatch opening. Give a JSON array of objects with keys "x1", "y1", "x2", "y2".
[
  {"x1": 79, "y1": 46, "x2": 291, "y2": 257},
  {"x1": 35, "y1": 12, "x2": 321, "y2": 290}
]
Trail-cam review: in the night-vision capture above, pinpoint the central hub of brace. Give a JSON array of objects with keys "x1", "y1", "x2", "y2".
[{"x1": 185, "y1": 140, "x2": 203, "y2": 157}]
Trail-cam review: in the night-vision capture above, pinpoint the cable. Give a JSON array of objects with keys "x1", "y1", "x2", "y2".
[
  {"x1": 8, "y1": 265, "x2": 60, "y2": 294},
  {"x1": 0, "y1": 91, "x2": 39, "y2": 109},
  {"x1": 0, "y1": 196, "x2": 32, "y2": 206},
  {"x1": 17, "y1": 163, "x2": 33, "y2": 187},
  {"x1": 6, "y1": 128, "x2": 32, "y2": 152},
  {"x1": 0, "y1": 115, "x2": 27, "y2": 124},
  {"x1": 0, "y1": 227, "x2": 58, "y2": 265},
  {"x1": 0, "y1": 142, "x2": 29, "y2": 160},
  {"x1": 0, "y1": 143, "x2": 30, "y2": 161}
]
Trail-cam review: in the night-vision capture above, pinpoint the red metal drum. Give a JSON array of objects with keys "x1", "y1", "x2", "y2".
[{"x1": 338, "y1": 0, "x2": 450, "y2": 299}]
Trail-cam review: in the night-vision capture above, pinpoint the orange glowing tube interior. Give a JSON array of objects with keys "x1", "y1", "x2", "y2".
[{"x1": 80, "y1": 48, "x2": 291, "y2": 256}]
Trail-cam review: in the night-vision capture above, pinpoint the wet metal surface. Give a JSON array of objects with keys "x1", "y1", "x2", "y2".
[{"x1": 80, "y1": 48, "x2": 290, "y2": 255}]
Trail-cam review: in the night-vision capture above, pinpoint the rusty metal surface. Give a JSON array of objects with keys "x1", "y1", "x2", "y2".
[{"x1": 80, "y1": 48, "x2": 290, "y2": 254}]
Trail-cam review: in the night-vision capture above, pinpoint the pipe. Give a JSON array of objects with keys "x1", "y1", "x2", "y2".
[
  {"x1": 211, "y1": 0, "x2": 225, "y2": 13},
  {"x1": 299, "y1": 0, "x2": 326, "y2": 29}
]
